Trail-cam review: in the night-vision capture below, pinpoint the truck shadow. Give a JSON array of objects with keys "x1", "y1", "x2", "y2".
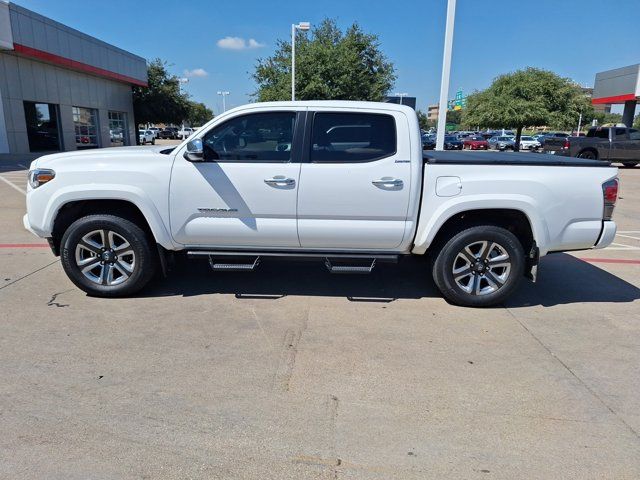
[{"x1": 143, "y1": 253, "x2": 640, "y2": 308}]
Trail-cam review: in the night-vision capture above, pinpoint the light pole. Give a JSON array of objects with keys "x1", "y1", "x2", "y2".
[
  {"x1": 576, "y1": 110, "x2": 583, "y2": 136},
  {"x1": 291, "y1": 21, "x2": 311, "y2": 101},
  {"x1": 435, "y1": 0, "x2": 457, "y2": 151},
  {"x1": 217, "y1": 91, "x2": 230, "y2": 112},
  {"x1": 178, "y1": 77, "x2": 189, "y2": 94},
  {"x1": 395, "y1": 92, "x2": 408, "y2": 105}
]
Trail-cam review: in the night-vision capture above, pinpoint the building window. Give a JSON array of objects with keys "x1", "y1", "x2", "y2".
[
  {"x1": 72, "y1": 107, "x2": 99, "y2": 149},
  {"x1": 23, "y1": 102, "x2": 61, "y2": 152},
  {"x1": 108, "y1": 111, "x2": 128, "y2": 147}
]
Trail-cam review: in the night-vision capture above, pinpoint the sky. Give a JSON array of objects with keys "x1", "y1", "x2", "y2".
[{"x1": 13, "y1": 0, "x2": 640, "y2": 115}]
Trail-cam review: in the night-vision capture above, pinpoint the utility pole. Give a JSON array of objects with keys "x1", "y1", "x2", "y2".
[{"x1": 435, "y1": 0, "x2": 457, "y2": 151}]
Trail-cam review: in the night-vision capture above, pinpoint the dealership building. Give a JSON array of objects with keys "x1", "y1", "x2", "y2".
[
  {"x1": 592, "y1": 63, "x2": 639, "y2": 127},
  {"x1": 0, "y1": 1, "x2": 147, "y2": 154}
]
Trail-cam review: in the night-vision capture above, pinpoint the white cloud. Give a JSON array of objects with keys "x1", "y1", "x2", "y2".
[
  {"x1": 183, "y1": 68, "x2": 208, "y2": 78},
  {"x1": 217, "y1": 36, "x2": 265, "y2": 50},
  {"x1": 247, "y1": 38, "x2": 266, "y2": 49}
]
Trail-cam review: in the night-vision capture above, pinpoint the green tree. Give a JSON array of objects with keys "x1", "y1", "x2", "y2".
[
  {"x1": 252, "y1": 18, "x2": 396, "y2": 101},
  {"x1": 634, "y1": 114, "x2": 640, "y2": 130},
  {"x1": 186, "y1": 101, "x2": 213, "y2": 127},
  {"x1": 463, "y1": 67, "x2": 593, "y2": 149},
  {"x1": 133, "y1": 59, "x2": 190, "y2": 137}
]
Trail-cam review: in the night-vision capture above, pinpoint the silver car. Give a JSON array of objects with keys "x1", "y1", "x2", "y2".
[{"x1": 488, "y1": 136, "x2": 515, "y2": 151}]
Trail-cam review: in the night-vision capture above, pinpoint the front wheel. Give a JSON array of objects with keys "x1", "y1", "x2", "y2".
[
  {"x1": 432, "y1": 225, "x2": 525, "y2": 307},
  {"x1": 621, "y1": 161, "x2": 638, "y2": 168},
  {"x1": 60, "y1": 215, "x2": 158, "y2": 297}
]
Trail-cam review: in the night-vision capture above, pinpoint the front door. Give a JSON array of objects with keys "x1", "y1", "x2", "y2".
[
  {"x1": 169, "y1": 110, "x2": 303, "y2": 247},
  {"x1": 297, "y1": 110, "x2": 412, "y2": 250}
]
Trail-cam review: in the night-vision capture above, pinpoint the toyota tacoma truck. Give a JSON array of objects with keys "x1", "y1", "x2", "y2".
[
  {"x1": 24, "y1": 101, "x2": 619, "y2": 307},
  {"x1": 544, "y1": 125, "x2": 640, "y2": 167}
]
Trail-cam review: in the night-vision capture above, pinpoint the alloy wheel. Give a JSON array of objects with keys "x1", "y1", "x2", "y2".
[
  {"x1": 74, "y1": 229, "x2": 136, "y2": 286},
  {"x1": 452, "y1": 240, "x2": 511, "y2": 296}
]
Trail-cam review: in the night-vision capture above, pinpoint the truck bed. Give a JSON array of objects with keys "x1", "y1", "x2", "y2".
[{"x1": 424, "y1": 150, "x2": 610, "y2": 167}]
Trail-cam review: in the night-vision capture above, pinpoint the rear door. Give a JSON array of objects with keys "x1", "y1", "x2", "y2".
[{"x1": 296, "y1": 108, "x2": 411, "y2": 250}]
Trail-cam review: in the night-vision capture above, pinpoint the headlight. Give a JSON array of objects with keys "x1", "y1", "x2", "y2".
[{"x1": 29, "y1": 168, "x2": 55, "y2": 189}]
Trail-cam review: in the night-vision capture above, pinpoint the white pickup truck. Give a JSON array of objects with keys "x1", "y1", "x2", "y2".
[{"x1": 24, "y1": 101, "x2": 619, "y2": 307}]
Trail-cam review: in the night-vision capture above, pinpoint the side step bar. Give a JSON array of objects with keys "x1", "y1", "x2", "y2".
[
  {"x1": 188, "y1": 250, "x2": 399, "y2": 275},
  {"x1": 324, "y1": 258, "x2": 376, "y2": 274},
  {"x1": 208, "y1": 256, "x2": 260, "y2": 272}
]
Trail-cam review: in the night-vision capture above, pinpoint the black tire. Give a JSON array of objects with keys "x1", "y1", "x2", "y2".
[
  {"x1": 621, "y1": 161, "x2": 638, "y2": 168},
  {"x1": 151, "y1": 138, "x2": 155, "y2": 145},
  {"x1": 60, "y1": 214, "x2": 157, "y2": 297},
  {"x1": 432, "y1": 225, "x2": 525, "y2": 307},
  {"x1": 577, "y1": 150, "x2": 597, "y2": 160}
]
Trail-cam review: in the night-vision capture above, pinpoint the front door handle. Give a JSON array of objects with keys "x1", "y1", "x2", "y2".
[
  {"x1": 372, "y1": 177, "x2": 403, "y2": 187},
  {"x1": 264, "y1": 176, "x2": 295, "y2": 186}
]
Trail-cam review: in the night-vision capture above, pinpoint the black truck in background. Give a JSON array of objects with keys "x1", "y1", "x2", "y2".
[{"x1": 543, "y1": 126, "x2": 640, "y2": 167}]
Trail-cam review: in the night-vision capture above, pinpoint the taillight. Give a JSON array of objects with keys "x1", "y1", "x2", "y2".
[
  {"x1": 562, "y1": 138, "x2": 570, "y2": 150},
  {"x1": 602, "y1": 178, "x2": 618, "y2": 220}
]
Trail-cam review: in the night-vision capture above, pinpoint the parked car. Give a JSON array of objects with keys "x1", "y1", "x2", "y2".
[
  {"x1": 519, "y1": 136, "x2": 541, "y2": 151},
  {"x1": 488, "y1": 136, "x2": 516, "y2": 151},
  {"x1": 543, "y1": 126, "x2": 640, "y2": 167},
  {"x1": 422, "y1": 134, "x2": 436, "y2": 150},
  {"x1": 148, "y1": 127, "x2": 161, "y2": 138},
  {"x1": 159, "y1": 127, "x2": 179, "y2": 139},
  {"x1": 538, "y1": 132, "x2": 569, "y2": 147},
  {"x1": 463, "y1": 135, "x2": 489, "y2": 150},
  {"x1": 178, "y1": 127, "x2": 195, "y2": 140},
  {"x1": 138, "y1": 129, "x2": 155, "y2": 145},
  {"x1": 443, "y1": 135, "x2": 463, "y2": 150},
  {"x1": 23, "y1": 101, "x2": 618, "y2": 307}
]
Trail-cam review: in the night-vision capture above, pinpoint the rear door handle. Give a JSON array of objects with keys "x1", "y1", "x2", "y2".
[
  {"x1": 264, "y1": 176, "x2": 295, "y2": 186},
  {"x1": 372, "y1": 178, "x2": 403, "y2": 187}
]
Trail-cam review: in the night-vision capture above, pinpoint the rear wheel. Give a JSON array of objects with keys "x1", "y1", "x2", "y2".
[
  {"x1": 60, "y1": 215, "x2": 157, "y2": 297},
  {"x1": 577, "y1": 150, "x2": 597, "y2": 159},
  {"x1": 432, "y1": 225, "x2": 525, "y2": 307},
  {"x1": 621, "y1": 161, "x2": 638, "y2": 168}
]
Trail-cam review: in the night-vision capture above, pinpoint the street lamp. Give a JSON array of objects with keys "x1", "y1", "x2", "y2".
[
  {"x1": 395, "y1": 92, "x2": 409, "y2": 105},
  {"x1": 178, "y1": 77, "x2": 189, "y2": 94},
  {"x1": 217, "y1": 90, "x2": 230, "y2": 112},
  {"x1": 435, "y1": 0, "x2": 457, "y2": 151},
  {"x1": 291, "y1": 21, "x2": 311, "y2": 101}
]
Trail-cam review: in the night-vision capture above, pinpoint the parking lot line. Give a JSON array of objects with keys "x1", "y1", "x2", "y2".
[
  {"x1": 0, "y1": 243, "x2": 50, "y2": 248},
  {"x1": 0, "y1": 175, "x2": 27, "y2": 195},
  {"x1": 578, "y1": 257, "x2": 640, "y2": 265}
]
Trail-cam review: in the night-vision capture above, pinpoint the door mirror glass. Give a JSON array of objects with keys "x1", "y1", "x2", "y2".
[{"x1": 184, "y1": 138, "x2": 204, "y2": 162}]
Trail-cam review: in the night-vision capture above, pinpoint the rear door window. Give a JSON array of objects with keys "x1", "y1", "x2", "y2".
[{"x1": 310, "y1": 113, "x2": 396, "y2": 162}]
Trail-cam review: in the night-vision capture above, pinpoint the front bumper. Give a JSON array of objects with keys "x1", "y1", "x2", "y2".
[{"x1": 594, "y1": 221, "x2": 617, "y2": 249}]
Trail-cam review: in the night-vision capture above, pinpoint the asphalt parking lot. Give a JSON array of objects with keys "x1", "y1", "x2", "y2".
[{"x1": 1, "y1": 149, "x2": 639, "y2": 479}]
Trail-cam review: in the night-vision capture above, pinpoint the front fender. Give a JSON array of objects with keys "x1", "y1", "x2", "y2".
[{"x1": 30, "y1": 184, "x2": 177, "y2": 250}]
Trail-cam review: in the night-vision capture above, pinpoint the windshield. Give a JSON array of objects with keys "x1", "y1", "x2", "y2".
[
  {"x1": 521, "y1": 136, "x2": 534, "y2": 141},
  {"x1": 445, "y1": 136, "x2": 457, "y2": 141},
  {"x1": 470, "y1": 136, "x2": 484, "y2": 141},
  {"x1": 498, "y1": 137, "x2": 511, "y2": 141}
]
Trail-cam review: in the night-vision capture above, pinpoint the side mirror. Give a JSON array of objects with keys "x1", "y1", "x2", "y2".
[{"x1": 183, "y1": 138, "x2": 204, "y2": 162}]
